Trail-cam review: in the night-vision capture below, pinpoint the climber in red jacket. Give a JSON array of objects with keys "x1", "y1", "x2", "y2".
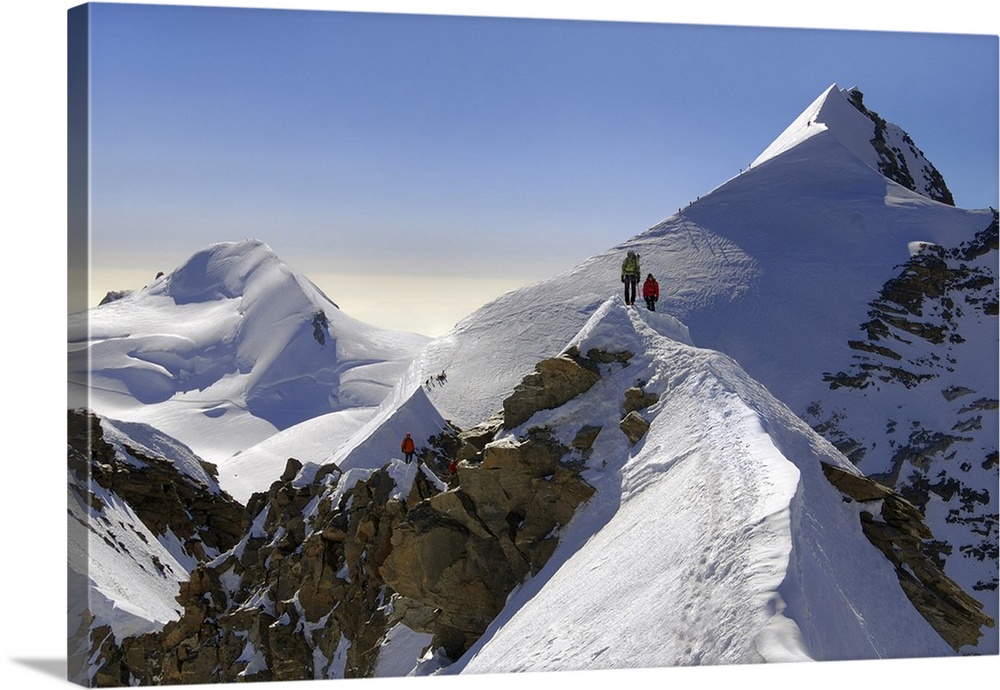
[
  {"x1": 401, "y1": 433, "x2": 416, "y2": 463},
  {"x1": 642, "y1": 274, "x2": 660, "y2": 312}
]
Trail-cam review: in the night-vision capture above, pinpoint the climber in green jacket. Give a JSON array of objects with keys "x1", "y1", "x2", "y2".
[{"x1": 621, "y1": 250, "x2": 641, "y2": 305}]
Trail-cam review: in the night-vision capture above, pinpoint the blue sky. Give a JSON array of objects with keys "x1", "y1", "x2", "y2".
[{"x1": 81, "y1": 1, "x2": 999, "y2": 335}]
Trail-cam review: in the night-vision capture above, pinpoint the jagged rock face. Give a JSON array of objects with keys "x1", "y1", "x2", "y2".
[
  {"x1": 454, "y1": 412, "x2": 505, "y2": 462},
  {"x1": 806, "y1": 212, "x2": 998, "y2": 647},
  {"x1": 846, "y1": 88, "x2": 955, "y2": 205},
  {"x1": 821, "y1": 463, "x2": 995, "y2": 651},
  {"x1": 68, "y1": 410, "x2": 245, "y2": 558},
  {"x1": 823, "y1": 220, "x2": 998, "y2": 400},
  {"x1": 113, "y1": 445, "x2": 594, "y2": 683},
  {"x1": 115, "y1": 458, "x2": 441, "y2": 685},
  {"x1": 67, "y1": 410, "x2": 247, "y2": 686}
]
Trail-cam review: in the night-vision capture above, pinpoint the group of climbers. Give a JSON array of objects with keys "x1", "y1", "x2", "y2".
[{"x1": 620, "y1": 249, "x2": 660, "y2": 311}]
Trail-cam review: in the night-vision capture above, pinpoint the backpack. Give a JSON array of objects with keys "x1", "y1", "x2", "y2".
[{"x1": 622, "y1": 252, "x2": 640, "y2": 275}]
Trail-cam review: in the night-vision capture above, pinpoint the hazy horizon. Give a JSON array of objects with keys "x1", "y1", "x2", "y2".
[{"x1": 86, "y1": 261, "x2": 545, "y2": 337}]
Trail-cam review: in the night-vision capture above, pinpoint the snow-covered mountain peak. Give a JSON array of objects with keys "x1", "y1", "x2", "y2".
[
  {"x1": 750, "y1": 83, "x2": 841, "y2": 166},
  {"x1": 150, "y1": 238, "x2": 337, "y2": 310},
  {"x1": 752, "y1": 84, "x2": 955, "y2": 205},
  {"x1": 69, "y1": 239, "x2": 430, "y2": 459}
]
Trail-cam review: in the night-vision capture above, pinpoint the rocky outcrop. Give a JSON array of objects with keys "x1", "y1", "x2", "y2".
[
  {"x1": 501, "y1": 345, "x2": 634, "y2": 431},
  {"x1": 619, "y1": 411, "x2": 651, "y2": 445},
  {"x1": 571, "y1": 424, "x2": 603, "y2": 460},
  {"x1": 68, "y1": 410, "x2": 245, "y2": 558},
  {"x1": 382, "y1": 429, "x2": 595, "y2": 657},
  {"x1": 453, "y1": 412, "x2": 505, "y2": 463},
  {"x1": 623, "y1": 385, "x2": 659, "y2": 416},
  {"x1": 503, "y1": 352, "x2": 602, "y2": 428},
  {"x1": 822, "y1": 462, "x2": 995, "y2": 651},
  {"x1": 110, "y1": 436, "x2": 595, "y2": 684},
  {"x1": 111, "y1": 455, "x2": 444, "y2": 685},
  {"x1": 98, "y1": 289, "x2": 132, "y2": 305},
  {"x1": 618, "y1": 384, "x2": 658, "y2": 446},
  {"x1": 824, "y1": 218, "x2": 998, "y2": 397},
  {"x1": 67, "y1": 410, "x2": 247, "y2": 686}
]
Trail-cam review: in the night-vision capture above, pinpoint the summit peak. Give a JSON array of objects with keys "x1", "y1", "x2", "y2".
[{"x1": 751, "y1": 84, "x2": 954, "y2": 204}]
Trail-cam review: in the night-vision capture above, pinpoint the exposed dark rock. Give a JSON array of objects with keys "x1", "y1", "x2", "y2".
[
  {"x1": 846, "y1": 88, "x2": 954, "y2": 205},
  {"x1": 280, "y1": 457, "x2": 303, "y2": 482},
  {"x1": 822, "y1": 462, "x2": 994, "y2": 652},
  {"x1": 501, "y1": 346, "x2": 633, "y2": 430},
  {"x1": 311, "y1": 311, "x2": 329, "y2": 345},
  {"x1": 808, "y1": 213, "x2": 998, "y2": 612},
  {"x1": 67, "y1": 409, "x2": 248, "y2": 686},
  {"x1": 97, "y1": 366, "x2": 598, "y2": 686},
  {"x1": 381, "y1": 429, "x2": 595, "y2": 657},
  {"x1": 454, "y1": 412, "x2": 504, "y2": 463},
  {"x1": 68, "y1": 410, "x2": 245, "y2": 561},
  {"x1": 571, "y1": 424, "x2": 603, "y2": 459},
  {"x1": 98, "y1": 289, "x2": 132, "y2": 306}
]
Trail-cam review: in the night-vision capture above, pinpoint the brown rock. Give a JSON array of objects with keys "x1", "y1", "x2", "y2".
[
  {"x1": 623, "y1": 386, "x2": 659, "y2": 415},
  {"x1": 619, "y1": 411, "x2": 651, "y2": 445},
  {"x1": 502, "y1": 355, "x2": 602, "y2": 428}
]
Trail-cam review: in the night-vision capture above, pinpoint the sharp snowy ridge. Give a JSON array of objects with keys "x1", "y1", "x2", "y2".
[{"x1": 450, "y1": 300, "x2": 952, "y2": 671}]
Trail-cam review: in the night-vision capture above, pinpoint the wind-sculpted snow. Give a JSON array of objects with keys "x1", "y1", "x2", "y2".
[{"x1": 449, "y1": 300, "x2": 953, "y2": 673}]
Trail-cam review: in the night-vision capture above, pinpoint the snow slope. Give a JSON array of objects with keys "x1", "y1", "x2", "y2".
[
  {"x1": 218, "y1": 406, "x2": 375, "y2": 504},
  {"x1": 68, "y1": 465, "x2": 187, "y2": 642},
  {"x1": 801, "y1": 225, "x2": 999, "y2": 646}
]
